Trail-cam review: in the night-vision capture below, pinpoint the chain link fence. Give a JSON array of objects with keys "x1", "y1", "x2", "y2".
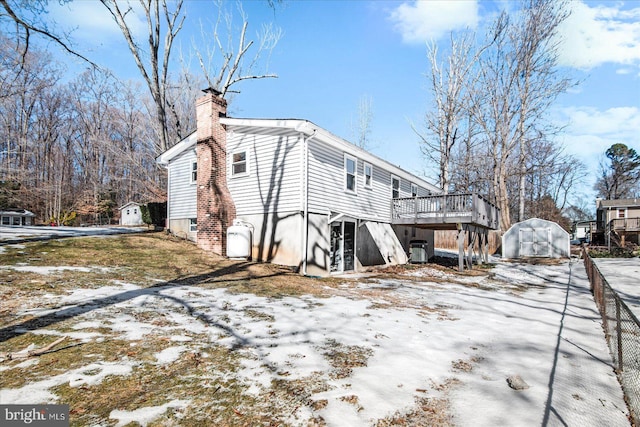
[{"x1": 583, "y1": 250, "x2": 640, "y2": 425}]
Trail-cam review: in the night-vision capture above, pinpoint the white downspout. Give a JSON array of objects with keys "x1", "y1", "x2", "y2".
[
  {"x1": 166, "y1": 166, "x2": 171, "y2": 231},
  {"x1": 300, "y1": 129, "x2": 317, "y2": 276}
]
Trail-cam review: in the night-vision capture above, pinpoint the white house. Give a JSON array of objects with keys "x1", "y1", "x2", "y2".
[
  {"x1": 157, "y1": 89, "x2": 441, "y2": 276},
  {"x1": 119, "y1": 202, "x2": 144, "y2": 226},
  {"x1": 0, "y1": 209, "x2": 35, "y2": 226}
]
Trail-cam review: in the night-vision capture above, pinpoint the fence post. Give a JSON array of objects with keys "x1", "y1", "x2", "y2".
[{"x1": 616, "y1": 297, "x2": 623, "y2": 372}]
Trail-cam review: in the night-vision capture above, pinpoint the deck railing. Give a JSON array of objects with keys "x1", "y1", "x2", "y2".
[
  {"x1": 610, "y1": 217, "x2": 640, "y2": 232},
  {"x1": 392, "y1": 193, "x2": 500, "y2": 230}
]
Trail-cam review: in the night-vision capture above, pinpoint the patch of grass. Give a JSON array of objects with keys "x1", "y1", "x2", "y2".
[
  {"x1": 320, "y1": 339, "x2": 373, "y2": 380},
  {"x1": 375, "y1": 396, "x2": 453, "y2": 427}
]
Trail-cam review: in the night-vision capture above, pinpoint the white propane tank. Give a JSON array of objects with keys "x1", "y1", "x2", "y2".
[{"x1": 226, "y1": 220, "x2": 252, "y2": 259}]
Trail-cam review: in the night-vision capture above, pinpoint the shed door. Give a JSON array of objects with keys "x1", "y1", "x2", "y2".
[{"x1": 519, "y1": 227, "x2": 551, "y2": 257}]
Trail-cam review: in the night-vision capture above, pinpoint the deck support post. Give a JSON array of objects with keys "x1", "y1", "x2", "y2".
[
  {"x1": 467, "y1": 228, "x2": 474, "y2": 269},
  {"x1": 457, "y1": 223, "x2": 464, "y2": 272}
]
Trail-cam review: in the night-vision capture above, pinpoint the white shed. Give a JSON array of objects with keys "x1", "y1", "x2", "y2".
[
  {"x1": 502, "y1": 218, "x2": 570, "y2": 259},
  {"x1": 119, "y1": 202, "x2": 144, "y2": 226},
  {"x1": 0, "y1": 209, "x2": 35, "y2": 226}
]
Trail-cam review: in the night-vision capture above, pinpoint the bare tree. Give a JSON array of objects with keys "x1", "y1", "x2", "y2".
[
  {"x1": 0, "y1": 0, "x2": 96, "y2": 67},
  {"x1": 192, "y1": 1, "x2": 281, "y2": 97},
  {"x1": 418, "y1": 31, "x2": 491, "y2": 194},
  {"x1": 465, "y1": 0, "x2": 572, "y2": 230},
  {"x1": 350, "y1": 94, "x2": 373, "y2": 149},
  {"x1": 512, "y1": 0, "x2": 571, "y2": 221},
  {"x1": 100, "y1": 0, "x2": 185, "y2": 153}
]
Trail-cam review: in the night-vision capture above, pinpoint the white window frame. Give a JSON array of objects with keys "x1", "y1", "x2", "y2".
[
  {"x1": 364, "y1": 162, "x2": 373, "y2": 189},
  {"x1": 391, "y1": 175, "x2": 400, "y2": 199},
  {"x1": 231, "y1": 150, "x2": 249, "y2": 178},
  {"x1": 344, "y1": 154, "x2": 357, "y2": 193},
  {"x1": 190, "y1": 160, "x2": 197, "y2": 184},
  {"x1": 411, "y1": 183, "x2": 418, "y2": 197},
  {"x1": 189, "y1": 218, "x2": 197, "y2": 232}
]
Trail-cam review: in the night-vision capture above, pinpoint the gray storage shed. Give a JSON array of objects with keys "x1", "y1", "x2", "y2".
[{"x1": 502, "y1": 218, "x2": 570, "y2": 259}]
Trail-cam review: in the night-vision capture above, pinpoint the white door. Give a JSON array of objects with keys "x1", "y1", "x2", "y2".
[{"x1": 519, "y1": 227, "x2": 551, "y2": 257}]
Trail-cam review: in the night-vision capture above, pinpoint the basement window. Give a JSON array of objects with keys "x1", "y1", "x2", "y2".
[{"x1": 189, "y1": 218, "x2": 197, "y2": 232}]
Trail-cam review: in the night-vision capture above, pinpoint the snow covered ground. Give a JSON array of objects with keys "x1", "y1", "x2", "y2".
[
  {"x1": 0, "y1": 258, "x2": 630, "y2": 426},
  {"x1": 0, "y1": 225, "x2": 147, "y2": 243}
]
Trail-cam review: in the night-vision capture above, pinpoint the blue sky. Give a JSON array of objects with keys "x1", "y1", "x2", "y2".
[{"x1": 46, "y1": 0, "x2": 640, "y2": 202}]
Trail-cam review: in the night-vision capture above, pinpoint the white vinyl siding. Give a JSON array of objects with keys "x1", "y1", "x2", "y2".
[
  {"x1": 307, "y1": 140, "x2": 431, "y2": 221},
  {"x1": 227, "y1": 132, "x2": 302, "y2": 215},
  {"x1": 167, "y1": 149, "x2": 197, "y2": 220}
]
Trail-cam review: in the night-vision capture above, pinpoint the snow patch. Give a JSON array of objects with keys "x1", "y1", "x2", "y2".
[
  {"x1": 154, "y1": 346, "x2": 187, "y2": 365},
  {"x1": 0, "y1": 361, "x2": 136, "y2": 404},
  {"x1": 109, "y1": 399, "x2": 190, "y2": 427}
]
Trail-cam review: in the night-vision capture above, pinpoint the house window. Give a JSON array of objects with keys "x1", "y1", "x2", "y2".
[
  {"x1": 364, "y1": 163, "x2": 373, "y2": 188},
  {"x1": 411, "y1": 183, "x2": 418, "y2": 197},
  {"x1": 232, "y1": 151, "x2": 248, "y2": 176},
  {"x1": 189, "y1": 218, "x2": 197, "y2": 232},
  {"x1": 345, "y1": 154, "x2": 357, "y2": 193},
  {"x1": 126, "y1": 209, "x2": 130, "y2": 215},
  {"x1": 392, "y1": 176, "x2": 400, "y2": 199},
  {"x1": 618, "y1": 209, "x2": 626, "y2": 219},
  {"x1": 190, "y1": 161, "x2": 197, "y2": 183},
  {"x1": 1, "y1": 217, "x2": 8, "y2": 225},
  {"x1": 134, "y1": 209, "x2": 138, "y2": 215}
]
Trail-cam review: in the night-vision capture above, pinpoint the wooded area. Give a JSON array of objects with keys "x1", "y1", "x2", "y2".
[{"x1": 0, "y1": 0, "x2": 278, "y2": 225}]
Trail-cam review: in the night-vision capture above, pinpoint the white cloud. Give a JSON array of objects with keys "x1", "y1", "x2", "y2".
[
  {"x1": 48, "y1": 1, "x2": 146, "y2": 46},
  {"x1": 558, "y1": 105, "x2": 640, "y2": 168},
  {"x1": 557, "y1": 1, "x2": 640, "y2": 69},
  {"x1": 390, "y1": 0, "x2": 479, "y2": 43}
]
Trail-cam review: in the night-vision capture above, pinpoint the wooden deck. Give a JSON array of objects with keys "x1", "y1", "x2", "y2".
[
  {"x1": 391, "y1": 193, "x2": 500, "y2": 230},
  {"x1": 611, "y1": 218, "x2": 640, "y2": 232}
]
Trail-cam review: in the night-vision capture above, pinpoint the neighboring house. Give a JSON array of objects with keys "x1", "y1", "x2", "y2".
[
  {"x1": 596, "y1": 198, "x2": 640, "y2": 246},
  {"x1": 0, "y1": 209, "x2": 35, "y2": 226},
  {"x1": 502, "y1": 218, "x2": 570, "y2": 259},
  {"x1": 119, "y1": 202, "x2": 144, "y2": 226},
  {"x1": 571, "y1": 220, "x2": 592, "y2": 243},
  {"x1": 157, "y1": 88, "x2": 442, "y2": 276}
]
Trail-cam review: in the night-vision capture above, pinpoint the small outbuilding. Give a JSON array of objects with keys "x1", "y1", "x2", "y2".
[
  {"x1": 0, "y1": 209, "x2": 35, "y2": 226},
  {"x1": 119, "y1": 202, "x2": 144, "y2": 226},
  {"x1": 502, "y1": 218, "x2": 570, "y2": 259}
]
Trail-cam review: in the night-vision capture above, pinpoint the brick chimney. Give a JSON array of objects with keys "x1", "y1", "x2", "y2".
[{"x1": 195, "y1": 88, "x2": 236, "y2": 255}]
